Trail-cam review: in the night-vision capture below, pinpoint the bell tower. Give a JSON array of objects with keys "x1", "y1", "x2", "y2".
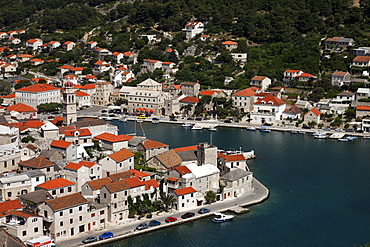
[{"x1": 63, "y1": 81, "x2": 77, "y2": 125}]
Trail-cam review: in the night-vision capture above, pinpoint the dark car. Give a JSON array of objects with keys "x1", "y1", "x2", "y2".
[
  {"x1": 101, "y1": 110, "x2": 108, "y2": 113},
  {"x1": 169, "y1": 118, "x2": 177, "y2": 121},
  {"x1": 165, "y1": 217, "x2": 177, "y2": 223},
  {"x1": 99, "y1": 232, "x2": 114, "y2": 240},
  {"x1": 47, "y1": 116, "x2": 55, "y2": 119},
  {"x1": 345, "y1": 128, "x2": 355, "y2": 132},
  {"x1": 181, "y1": 212, "x2": 195, "y2": 219},
  {"x1": 195, "y1": 117, "x2": 202, "y2": 121},
  {"x1": 187, "y1": 117, "x2": 194, "y2": 120},
  {"x1": 198, "y1": 208, "x2": 210, "y2": 214},
  {"x1": 148, "y1": 220, "x2": 161, "y2": 227},
  {"x1": 136, "y1": 223, "x2": 148, "y2": 230},
  {"x1": 355, "y1": 129, "x2": 364, "y2": 133},
  {"x1": 82, "y1": 236, "x2": 97, "y2": 244},
  {"x1": 302, "y1": 125, "x2": 311, "y2": 129},
  {"x1": 224, "y1": 120, "x2": 231, "y2": 123}
]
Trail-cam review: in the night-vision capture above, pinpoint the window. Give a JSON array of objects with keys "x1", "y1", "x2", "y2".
[
  {"x1": 100, "y1": 219, "x2": 105, "y2": 223},
  {"x1": 114, "y1": 203, "x2": 117, "y2": 208},
  {"x1": 69, "y1": 209, "x2": 73, "y2": 214},
  {"x1": 36, "y1": 177, "x2": 39, "y2": 182},
  {"x1": 79, "y1": 216, "x2": 82, "y2": 221},
  {"x1": 32, "y1": 218, "x2": 37, "y2": 222},
  {"x1": 60, "y1": 221, "x2": 63, "y2": 227},
  {"x1": 68, "y1": 187, "x2": 72, "y2": 192},
  {"x1": 47, "y1": 167, "x2": 51, "y2": 172},
  {"x1": 60, "y1": 211, "x2": 63, "y2": 216},
  {"x1": 100, "y1": 210, "x2": 104, "y2": 215},
  {"x1": 70, "y1": 219, "x2": 73, "y2": 224},
  {"x1": 7, "y1": 192, "x2": 11, "y2": 198},
  {"x1": 60, "y1": 188, "x2": 64, "y2": 194},
  {"x1": 91, "y1": 213, "x2": 95, "y2": 217},
  {"x1": 22, "y1": 231, "x2": 27, "y2": 236},
  {"x1": 79, "y1": 206, "x2": 82, "y2": 211},
  {"x1": 52, "y1": 190, "x2": 56, "y2": 195},
  {"x1": 114, "y1": 194, "x2": 117, "y2": 199},
  {"x1": 34, "y1": 227, "x2": 38, "y2": 233}
]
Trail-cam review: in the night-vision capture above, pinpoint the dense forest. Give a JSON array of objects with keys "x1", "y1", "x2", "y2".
[{"x1": 1, "y1": 0, "x2": 370, "y2": 92}]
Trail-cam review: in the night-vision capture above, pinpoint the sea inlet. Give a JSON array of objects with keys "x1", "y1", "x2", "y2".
[{"x1": 102, "y1": 120, "x2": 370, "y2": 247}]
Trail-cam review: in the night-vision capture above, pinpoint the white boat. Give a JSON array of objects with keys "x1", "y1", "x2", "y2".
[
  {"x1": 212, "y1": 212, "x2": 234, "y2": 223},
  {"x1": 182, "y1": 123, "x2": 192, "y2": 127},
  {"x1": 119, "y1": 117, "x2": 127, "y2": 122},
  {"x1": 345, "y1": 136, "x2": 358, "y2": 141},
  {"x1": 290, "y1": 130, "x2": 298, "y2": 134},
  {"x1": 152, "y1": 118, "x2": 159, "y2": 124},
  {"x1": 209, "y1": 128, "x2": 218, "y2": 132},
  {"x1": 338, "y1": 138, "x2": 349, "y2": 142},
  {"x1": 298, "y1": 131, "x2": 306, "y2": 135},
  {"x1": 137, "y1": 119, "x2": 143, "y2": 123},
  {"x1": 192, "y1": 126, "x2": 203, "y2": 130},
  {"x1": 105, "y1": 117, "x2": 112, "y2": 121},
  {"x1": 246, "y1": 126, "x2": 256, "y2": 131},
  {"x1": 313, "y1": 132, "x2": 328, "y2": 139}
]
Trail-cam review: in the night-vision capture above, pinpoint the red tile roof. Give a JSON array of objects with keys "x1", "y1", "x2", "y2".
[
  {"x1": 59, "y1": 65, "x2": 74, "y2": 69},
  {"x1": 173, "y1": 145, "x2": 198, "y2": 153},
  {"x1": 51, "y1": 116, "x2": 63, "y2": 125},
  {"x1": 0, "y1": 200, "x2": 22, "y2": 213},
  {"x1": 222, "y1": 41, "x2": 238, "y2": 45},
  {"x1": 18, "y1": 156, "x2": 54, "y2": 169},
  {"x1": 299, "y1": 73, "x2": 315, "y2": 78},
  {"x1": 332, "y1": 71, "x2": 348, "y2": 76},
  {"x1": 173, "y1": 186, "x2": 196, "y2": 196},
  {"x1": 46, "y1": 192, "x2": 87, "y2": 211},
  {"x1": 251, "y1": 76, "x2": 267, "y2": 81},
  {"x1": 233, "y1": 88, "x2": 256, "y2": 97},
  {"x1": 219, "y1": 153, "x2": 246, "y2": 162},
  {"x1": 94, "y1": 132, "x2": 131, "y2": 143},
  {"x1": 80, "y1": 84, "x2": 96, "y2": 89},
  {"x1": 37, "y1": 178, "x2": 75, "y2": 190},
  {"x1": 356, "y1": 105, "x2": 370, "y2": 111},
  {"x1": 174, "y1": 166, "x2": 192, "y2": 175},
  {"x1": 199, "y1": 90, "x2": 221, "y2": 96},
  {"x1": 64, "y1": 128, "x2": 91, "y2": 137},
  {"x1": 179, "y1": 96, "x2": 199, "y2": 104},
  {"x1": 7, "y1": 103, "x2": 36, "y2": 112},
  {"x1": 285, "y1": 69, "x2": 301, "y2": 73},
  {"x1": 65, "y1": 160, "x2": 97, "y2": 170},
  {"x1": 143, "y1": 179, "x2": 159, "y2": 190},
  {"x1": 142, "y1": 139, "x2": 169, "y2": 149},
  {"x1": 108, "y1": 148, "x2": 134, "y2": 162},
  {"x1": 255, "y1": 95, "x2": 285, "y2": 106},
  {"x1": 167, "y1": 177, "x2": 179, "y2": 182},
  {"x1": 7, "y1": 210, "x2": 40, "y2": 219},
  {"x1": 50, "y1": 140, "x2": 72, "y2": 149},
  {"x1": 3, "y1": 93, "x2": 15, "y2": 98},
  {"x1": 16, "y1": 83, "x2": 59, "y2": 93},
  {"x1": 86, "y1": 177, "x2": 112, "y2": 190},
  {"x1": 353, "y1": 56, "x2": 370, "y2": 62},
  {"x1": 308, "y1": 108, "x2": 320, "y2": 116}
]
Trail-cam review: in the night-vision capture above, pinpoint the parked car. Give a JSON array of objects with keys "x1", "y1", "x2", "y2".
[
  {"x1": 47, "y1": 116, "x2": 55, "y2": 119},
  {"x1": 335, "y1": 128, "x2": 343, "y2": 132},
  {"x1": 195, "y1": 117, "x2": 202, "y2": 121},
  {"x1": 198, "y1": 208, "x2": 210, "y2": 214},
  {"x1": 345, "y1": 128, "x2": 354, "y2": 132},
  {"x1": 302, "y1": 125, "x2": 311, "y2": 129},
  {"x1": 148, "y1": 220, "x2": 161, "y2": 227},
  {"x1": 187, "y1": 117, "x2": 194, "y2": 120},
  {"x1": 169, "y1": 118, "x2": 177, "y2": 121},
  {"x1": 138, "y1": 115, "x2": 146, "y2": 119},
  {"x1": 82, "y1": 236, "x2": 97, "y2": 244},
  {"x1": 355, "y1": 129, "x2": 364, "y2": 133},
  {"x1": 324, "y1": 127, "x2": 331, "y2": 131},
  {"x1": 181, "y1": 212, "x2": 195, "y2": 219},
  {"x1": 224, "y1": 120, "x2": 231, "y2": 123},
  {"x1": 99, "y1": 232, "x2": 114, "y2": 240},
  {"x1": 165, "y1": 217, "x2": 177, "y2": 223},
  {"x1": 136, "y1": 223, "x2": 148, "y2": 230},
  {"x1": 101, "y1": 110, "x2": 108, "y2": 113}
]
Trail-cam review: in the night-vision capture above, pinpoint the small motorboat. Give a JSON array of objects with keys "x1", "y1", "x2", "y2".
[
  {"x1": 290, "y1": 130, "x2": 298, "y2": 134},
  {"x1": 298, "y1": 131, "x2": 306, "y2": 135},
  {"x1": 191, "y1": 125, "x2": 203, "y2": 130},
  {"x1": 137, "y1": 119, "x2": 143, "y2": 123},
  {"x1": 338, "y1": 138, "x2": 349, "y2": 142},
  {"x1": 182, "y1": 123, "x2": 192, "y2": 127},
  {"x1": 313, "y1": 132, "x2": 328, "y2": 139},
  {"x1": 209, "y1": 128, "x2": 218, "y2": 132},
  {"x1": 105, "y1": 117, "x2": 112, "y2": 121},
  {"x1": 259, "y1": 127, "x2": 271, "y2": 133},
  {"x1": 246, "y1": 126, "x2": 256, "y2": 131},
  {"x1": 152, "y1": 118, "x2": 159, "y2": 124},
  {"x1": 212, "y1": 212, "x2": 234, "y2": 223},
  {"x1": 345, "y1": 136, "x2": 358, "y2": 141}
]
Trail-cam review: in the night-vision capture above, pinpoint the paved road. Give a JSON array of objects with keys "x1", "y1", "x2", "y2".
[{"x1": 58, "y1": 178, "x2": 269, "y2": 247}]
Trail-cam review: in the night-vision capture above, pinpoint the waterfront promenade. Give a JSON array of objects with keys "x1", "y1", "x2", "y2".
[{"x1": 58, "y1": 178, "x2": 269, "y2": 247}]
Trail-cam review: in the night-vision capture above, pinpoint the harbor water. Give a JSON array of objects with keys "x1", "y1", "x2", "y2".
[{"x1": 103, "y1": 120, "x2": 370, "y2": 247}]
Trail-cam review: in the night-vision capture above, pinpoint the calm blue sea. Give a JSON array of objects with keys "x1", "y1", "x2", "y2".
[{"x1": 102, "y1": 121, "x2": 370, "y2": 247}]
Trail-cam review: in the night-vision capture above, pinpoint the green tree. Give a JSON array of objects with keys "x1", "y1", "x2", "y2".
[
  {"x1": 159, "y1": 193, "x2": 176, "y2": 212},
  {"x1": 21, "y1": 136, "x2": 36, "y2": 143},
  {"x1": 205, "y1": 190, "x2": 217, "y2": 204},
  {"x1": 14, "y1": 80, "x2": 32, "y2": 90},
  {"x1": 0, "y1": 81, "x2": 11, "y2": 95},
  {"x1": 37, "y1": 103, "x2": 62, "y2": 112}
]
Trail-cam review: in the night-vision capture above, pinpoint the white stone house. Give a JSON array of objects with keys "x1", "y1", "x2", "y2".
[
  {"x1": 332, "y1": 71, "x2": 351, "y2": 87},
  {"x1": 304, "y1": 108, "x2": 321, "y2": 125},
  {"x1": 250, "y1": 95, "x2": 286, "y2": 125},
  {"x1": 18, "y1": 156, "x2": 60, "y2": 182},
  {"x1": 0, "y1": 210, "x2": 44, "y2": 242},
  {"x1": 138, "y1": 139, "x2": 169, "y2": 160},
  {"x1": 231, "y1": 53, "x2": 247, "y2": 64},
  {"x1": 222, "y1": 41, "x2": 238, "y2": 51},
  {"x1": 217, "y1": 153, "x2": 248, "y2": 176},
  {"x1": 232, "y1": 88, "x2": 256, "y2": 113},
  {"x1": 63, "y1": 128, "x2": 93, "y2": 148},
  {"x1": 0, "y1": 174, "x2": 31, "y2": 201},
  {"x1": 64, "y1": 161, "x2": 102, "y2": 190},
  {"x1": 93, "y1": 60, "x2": 111, "y2": 74},
  {"x1": 220, "y1": 169, "x2": 253, "y2": 200},
  {"x1": 283, "y1": 69, "x2": 303, "y2": 82},
  {"x1": 35, "y1": 178, "x2": 76, "y2": 198},
  {"x1": 26, "y1": 39, "x2": 43, "y2": 50},
  {"x1": 92, "y1": 81, "x2": 114, "y2": 106},
  {"x1": 0, "y1": 143, "x2": 20, "y2": 174},
  {"x1": 93, "y1": 133, "x2": 130, "y2": 151},
  {"x1": 141, "y1": 59, "x2": 162, "y2": 73},
  {"x1": 62, "y1": 41, "x2": 76, "y2": 51},
  {"x1": 352, "y1": 56, "x2": 370, "y2": 67},
  {"x1": 250, "y1": 76, "x2": 271, "y2": 91},
  {"x1": 171, "y1": 187, "x2": 198, "y2": 212},
  {"x1": 282, "y1": 106, "x2": 302, "y2": 120},
  {"x1": 38, "y1": 192, "x2": 107, "y2": 241},
  {"x1": 182, "y1": 22, "x2": 204, "y2": 39},
  {"x1": 50, "y1": 140, "x2": 78, "y2": 162},
  {"x1": 25, "y1": 170, "x2": 45, "y2": 192},
  {"x1": 15, "y1": 83, "x2": 61, "y2": 109},
  {"x1": 98, "y1": 148, "x2": 134, "y2": 177},
  {"x1": 329, "y1": 91, "x2": 354, "y2": 113}
]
